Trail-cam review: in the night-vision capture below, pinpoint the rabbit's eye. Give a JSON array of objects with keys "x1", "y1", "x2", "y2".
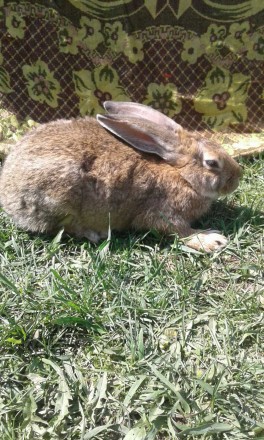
[{"x1": 205, "y1": 159, "x2": 219, "y2": 168}]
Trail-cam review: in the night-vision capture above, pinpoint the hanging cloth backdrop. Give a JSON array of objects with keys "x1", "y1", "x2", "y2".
[{"x1": 0, "y1": 0, "x2": 264, "y2": 156}]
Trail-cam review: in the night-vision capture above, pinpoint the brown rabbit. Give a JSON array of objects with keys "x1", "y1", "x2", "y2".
[{"x1": 0, "y1": 102, "x2": 242, "y2": 252}]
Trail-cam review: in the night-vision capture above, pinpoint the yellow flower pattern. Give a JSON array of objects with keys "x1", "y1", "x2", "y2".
[
  {"x1": 22, "y1": 60, "x2": 61, "y2": 108},
  {"x1": 123, "y1": 36, "x2": 144, "y2": 64},
  {"x1": 73, "y1": 66, "x2": 129, "y2": 116},
  {"x1": 247, "y1": 32, "x2": 264, "y2": 60},
  {"x1": 58, "y1": 25, "x2": 80, "y2": 55},
  {"x1": 181, "y1": 37, "x2": 203, "y2": 64},
  {"x1": 103, "y1": 22, "x2": 127, "y2": 53},
  {"x1": 201, "y1": 24, "x2": 227, "y2": 54},
  {"x1": 144, "y1": 83, "x2": 182, "y2": 118},
  {"x1": 194, "y1": 67, "x2": 250, "y2": 129},
  {"x1": 6, "y1": 11, "x2": 26, "y2": 39},
  {"x1": 0, "y1": 1, "x2": 263, "y2": 135},
  {"x1": 79, "y1": 17, "x2": 104, "y2": 51},
  {"x1": 225, "y1": 21, "x2": 250, "y2": 55}
]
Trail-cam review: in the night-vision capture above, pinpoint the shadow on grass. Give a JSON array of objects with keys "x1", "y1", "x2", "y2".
[
  {"x1": 198, "y1": 199, "x2": 264, "y2": 234},
  {"x1": 2, "y1": 196, "x2": 263, "y2": 254},
  {"x1": 20, "y1": 199, "x2": 263, "y2": 254}
]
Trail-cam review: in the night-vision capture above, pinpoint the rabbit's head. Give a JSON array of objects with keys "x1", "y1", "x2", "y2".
[{"x1": 97, "y1": 101, "x2": 242, "y2": 199}]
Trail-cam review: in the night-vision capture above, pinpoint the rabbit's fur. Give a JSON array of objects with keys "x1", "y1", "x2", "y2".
[{"x1": 0, "y1": 102, "x2": 242, "y2": 252}]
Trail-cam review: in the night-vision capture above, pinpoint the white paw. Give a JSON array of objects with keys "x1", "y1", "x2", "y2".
[{"x1": 185, "y1": 230, "x2": 228, "y2": 253}]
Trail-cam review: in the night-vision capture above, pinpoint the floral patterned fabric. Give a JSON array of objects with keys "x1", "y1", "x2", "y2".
[{"x1": 0, "y1": 1, "x2": 264, "y2": 154}]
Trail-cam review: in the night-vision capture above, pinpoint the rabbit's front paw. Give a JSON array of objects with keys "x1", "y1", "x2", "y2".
[{"x1": 185, "y1": 230, "x2": 228, "y2": 253}]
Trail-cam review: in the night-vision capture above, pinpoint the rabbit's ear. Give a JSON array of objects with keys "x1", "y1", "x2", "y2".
[
  {"x1": 103, "y1": 101, "x2": 182, "y2": 132},
  {"x1": 97, "y1": 114, "x2": 182, "y2": 164}
]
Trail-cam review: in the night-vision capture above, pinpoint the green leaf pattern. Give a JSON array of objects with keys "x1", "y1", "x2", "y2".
[
  {"x1": 6, "y1": 11, "x2": 26, "y2": 39},
  {"x1": 22, "y1": 60, "x2": 61, "y2": 108},
  {"x1": 144, "y1": 83, "x2": 182, "y2": 118},
  {"x1": 73, "y1": 66, "x2": 130, "y2": 116},
  {"x1": 0, "y1": 1, "x2": 264, "y2": 130},
  {"x1": 0, "y1": 67, "x2": 13, "y2": 94},
  {"x1": 194, "y1": 67, "x2": 251, "y2": 129}
]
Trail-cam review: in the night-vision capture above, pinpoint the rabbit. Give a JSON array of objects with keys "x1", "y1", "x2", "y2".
[{"x1": 0, "y1": 101, "x2": 242, "y2": 252}]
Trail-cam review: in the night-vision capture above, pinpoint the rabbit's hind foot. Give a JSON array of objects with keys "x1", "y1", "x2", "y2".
[{"x1": 81, "y1": 229, "x2": 108, "y2": 244}]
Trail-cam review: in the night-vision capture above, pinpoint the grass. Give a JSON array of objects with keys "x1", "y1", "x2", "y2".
[{"x1": 0, "y1": 119, "x2": 263, "y2": 439}]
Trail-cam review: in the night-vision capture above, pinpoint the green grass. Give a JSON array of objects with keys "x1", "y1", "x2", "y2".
[{"x1": 0, "y1": 153, "x2": 263, "y2": 440}]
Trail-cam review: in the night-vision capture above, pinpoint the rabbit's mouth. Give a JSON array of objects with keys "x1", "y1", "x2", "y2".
[{"x1": 219, "y1": 176, "x2": 240, "y2": 195}]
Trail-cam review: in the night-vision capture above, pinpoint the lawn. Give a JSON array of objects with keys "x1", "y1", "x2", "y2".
[{"x1": 0, "y1": 115, "x2": 263, "y2": 439}]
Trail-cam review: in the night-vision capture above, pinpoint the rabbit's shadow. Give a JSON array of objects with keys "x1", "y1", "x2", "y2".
[
  {"x1": 88, "y1": 200, "x2": 263, "y2": 253},
  {"x1": 13, "y1": 200, "x2": 263, "y2": 253},
  {"x1": 197, "y1": 199, "x2": 263, "y2": 233}
]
